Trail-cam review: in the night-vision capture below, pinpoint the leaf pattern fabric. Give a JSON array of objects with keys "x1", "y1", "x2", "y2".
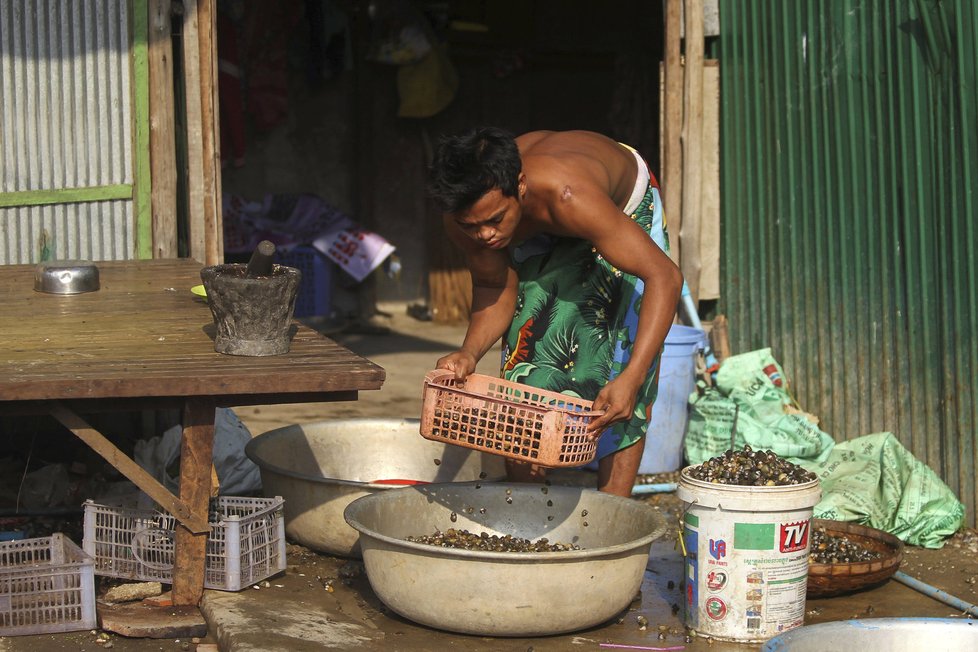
[{"x1": 501, "y1": 180, "x2": 671, "y2": 460}]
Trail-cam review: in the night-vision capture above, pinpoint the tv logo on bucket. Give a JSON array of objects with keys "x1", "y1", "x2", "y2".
[
  {"x1": 779, "y1": 521, "x2": 810, "y2": 553},
  {"x1": 709, "y1": 539, "x2": 726, "y2": 560}
]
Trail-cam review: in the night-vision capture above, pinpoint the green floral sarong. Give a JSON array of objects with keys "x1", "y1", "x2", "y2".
[{"x1": 501, "y1": 180, "x2": 671, "y2": 461}]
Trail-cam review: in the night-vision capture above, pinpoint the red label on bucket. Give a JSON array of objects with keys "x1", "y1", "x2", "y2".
[
  {"x1": 705, "y1": 597, "x2": 727, "y2": 620},
  {"x1": 779, "y1": 520, "x2": 810, "y2": 553}
]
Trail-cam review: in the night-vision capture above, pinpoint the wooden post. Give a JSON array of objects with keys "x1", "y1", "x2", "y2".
[
  {"x1": 172, "y1": 399, "x2": 217, "y2": 607},
  {"x1": 699, "y1": 60, "x2": 722, "y2": 300},
  {"x1": 148, "y1": 0, "x2": 177, "y2": 259},
  {"x1": 680, "y1": 0, "x2": 705, "y2": 299},
  {"x1": 710, "y1": 314, "x2": 731, "y2": 363},
  {"x1": 182, "y1": 0, "x2": 206, "y2": 263},
  {"x1": 197, "y1": 0, "x2": 223, "y2": 265},
  {"x1": 181, "y1": 0, "x2": 222, "y2": 265},
  {"x1": 662, "y1": 0, "x2": 684, "y2": 267}
]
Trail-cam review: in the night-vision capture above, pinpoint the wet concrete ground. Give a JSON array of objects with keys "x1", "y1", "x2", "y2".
[
  {"x1": 3, "y1": 519, "x2": 975, "y2": 652},
  {"x1": 2, "y1": 304, "x2": 976, "y2": 651},
  {"x1": 194, "y1": 508, "x2": 978, "y2": 652},
  {"x1": 191, "y1": 478, "x2": 977, "y2": 652}
]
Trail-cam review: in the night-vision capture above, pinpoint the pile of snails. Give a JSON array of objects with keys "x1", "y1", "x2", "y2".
[
  {"x1": 809, "y1": 526, "x2": 882, "y2": 564},
  {"x1": 686, "y1": 445, "x2": 817, "y2": 486},
  {"x1": 406, "y1": 528, "x2": 581, "y2": 552}
]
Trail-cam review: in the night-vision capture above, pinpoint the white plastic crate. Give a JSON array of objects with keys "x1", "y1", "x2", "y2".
[
  {"x1": 82, "y1": 496, "x2": 286, "y2": 592},
  {"x1": 0, "y1": 533, "x2": 96, "y2": 636}
]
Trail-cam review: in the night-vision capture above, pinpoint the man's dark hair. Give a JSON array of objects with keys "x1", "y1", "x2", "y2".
[{"x1": 426, "y1": 127, "x2": 522, "y2": 213}]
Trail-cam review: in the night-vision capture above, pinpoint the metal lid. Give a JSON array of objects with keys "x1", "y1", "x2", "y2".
[{"x1": 33, "y1": 260, "x2": 101, "y2": 294}]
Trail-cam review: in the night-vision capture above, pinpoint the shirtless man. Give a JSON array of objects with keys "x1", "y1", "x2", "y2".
[{"x1": 427, "y1": 127, "x2": 683, "y2": 497}]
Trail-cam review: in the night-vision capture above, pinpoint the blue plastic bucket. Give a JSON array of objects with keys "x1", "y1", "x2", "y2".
[
  {"x1": 583, "y1": 324, "x2": 705, "y2": 473},
  {"x1": 639, "y1": 324, "x2": 705, "y2": 473}
]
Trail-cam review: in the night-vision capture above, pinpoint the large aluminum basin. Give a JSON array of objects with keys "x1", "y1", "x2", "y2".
[
  {"x1": 344, "y1": 482, "x2": 668, "y2": 637},
  {"x1": 762, "y1": 618, "x2": 978, "y2": 651},
  {"x1": 245, "y1": 418, "x2": 506, "y2": 557}
]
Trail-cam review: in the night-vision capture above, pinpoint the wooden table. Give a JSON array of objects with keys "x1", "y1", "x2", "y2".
[{"x1": 0, "y1": 259, "x2": 385, "y2": 606}]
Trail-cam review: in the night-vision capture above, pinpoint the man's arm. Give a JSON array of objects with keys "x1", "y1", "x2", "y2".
[{"x1": 435, "y1": 217, "x2": 519, "y2": 379}]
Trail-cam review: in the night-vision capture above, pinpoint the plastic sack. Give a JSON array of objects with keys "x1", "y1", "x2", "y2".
[
  {"x1": 686, "y1": 349, "x2": 835, "y2": 464},
  {"x1": 134, "y1": 408, "x2": 262, "y2": 497},
  {"x1": 365, "y1": 0, "x2": 432, "y2": 65},
  {"x1": 798, "y1": 433, "x2": 965, "y2": 549},
  {"x1": 684, "y1": 348, "x2": 964, "y2": 548},
  {"x1": 396, "y1": 43, "x2": 458, "y2": 118}
]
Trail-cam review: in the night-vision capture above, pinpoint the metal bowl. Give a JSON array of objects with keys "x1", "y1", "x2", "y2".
[
  {"x1": 34, "y1": 260, "x2": 100, "y2": 294},
  {"x1": 761, "y1": 617, "x2": 978, "y2": 651},
  {"x1": 344, "y1": 482, "x2": 668, "y2": 637},
  {"x1": 244, "y1": 418, "x2": 506, "y2": 557}
]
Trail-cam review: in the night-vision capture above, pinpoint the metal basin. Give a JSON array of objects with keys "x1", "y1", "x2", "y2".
[
  {"x1": 244, "y1": 418, "x2": 506, "y2": 557},
  {"x1": 33, "y1": 260, "x2": 100, "y2": 294},
  {"x1": 343, "y1": 482, "x2": 668, "y2": 637},
  {"x1": 762, "y1": 618, "x2": 978, "y2": 651}
]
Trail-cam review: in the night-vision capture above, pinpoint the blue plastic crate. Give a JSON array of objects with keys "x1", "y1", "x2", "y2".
[{"x1": 277, "y1": 246, "x2": 333, "y2": 318}]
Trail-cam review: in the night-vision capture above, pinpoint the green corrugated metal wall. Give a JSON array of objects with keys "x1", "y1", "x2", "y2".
[{"x1": 717, "y1": 0, "x2": 977, "y2": 526}]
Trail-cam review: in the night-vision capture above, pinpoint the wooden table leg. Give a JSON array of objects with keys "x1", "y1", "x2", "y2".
[{"x1": 172, "y1": 399, "x2": 216, "y2": 606}]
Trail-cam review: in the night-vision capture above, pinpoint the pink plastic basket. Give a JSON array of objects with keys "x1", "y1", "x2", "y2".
[{"x1": 420, "y1": 370, "x2": 599, "y2": 467}]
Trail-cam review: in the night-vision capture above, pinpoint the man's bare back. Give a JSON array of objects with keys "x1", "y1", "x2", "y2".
[{"x1": 516, "y1": 130, "x2": 639, "y2": 221}]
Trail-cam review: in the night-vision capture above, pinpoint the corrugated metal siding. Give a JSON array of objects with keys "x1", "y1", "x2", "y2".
[
  {"x1": 718, "y1": 0, "x2": 978, "y2": 525},
  {"x1": 1, "y1": 200, "x2": 133, "y2": 262},
  {"x1": 0, "y1": 0, "x2": 134, "y2": 262}
]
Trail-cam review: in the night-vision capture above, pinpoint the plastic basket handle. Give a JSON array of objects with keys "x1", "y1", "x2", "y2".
[
  {"x1": 423, "y1": 368, "x2": 458, "y2": 385},
  {"x1": 130, "y1": 527, "x2": 176, "y2": 572}
]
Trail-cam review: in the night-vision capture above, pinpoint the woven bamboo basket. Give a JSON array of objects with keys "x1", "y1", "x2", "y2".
[{"x1": 807, "y1": 518, "x2": 904, "y2": 598}]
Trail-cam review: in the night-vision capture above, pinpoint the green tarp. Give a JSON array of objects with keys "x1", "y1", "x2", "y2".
[{"x1": 684, "y1": 349, "x2": 964, "y2": 548}]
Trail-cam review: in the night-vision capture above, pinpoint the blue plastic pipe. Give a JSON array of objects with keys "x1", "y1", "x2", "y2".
[
  {"x1": 631, "y1": 482, "x2": 678, "y2": 495},
  {"x1": 893, "y1": 571, "x2": 978, "y2": 617}
]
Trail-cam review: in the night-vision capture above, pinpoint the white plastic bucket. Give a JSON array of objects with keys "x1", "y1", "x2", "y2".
[
  {"x1": 677, "y1": 470, "x2": 821, "y2": 643},
  {"x1": 582, "y1": 324, "x2": 704, "y2": 473},
  {"x1": 639, "y1": 324, "x2": 705, "y2": 473}
]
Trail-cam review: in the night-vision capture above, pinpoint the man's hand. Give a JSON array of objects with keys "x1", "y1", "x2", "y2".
[
  {"x1": 586, "y1": 375, "x2": 641, "y2": 437},
  {"x1": 436, "y1": 350, "x2": 479, "y2": 380}
]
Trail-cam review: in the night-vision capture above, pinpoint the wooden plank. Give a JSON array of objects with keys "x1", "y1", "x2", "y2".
[
  {"x1": 0, "y1": 185, "x2": 133, "y2": 208},
  {"x1": 172, "y1": 398, "x2": 217, "y2": 606},
  {"x1": 662, "y1": 0, "x2": 684, "y2": 267},
  {"x1": 132, "y1": 0, "x2": 153, "y2": 259},
  {"x1": 700, "y1": 60, "x2": 721, "y2": 300},
  {"x1": 181, "y1": 0, "x2": 206, "y2": 263},
  {"x1": 0, "y1": 391, "x2": 359, "y2": 418},
  {"x1": 680, "y1": 0, "x2": 705, "y2": 300},
  {"x1": 710, "y1": 314, "x2": 731, "y2": 363},
  {"x1": 47, "y1": 402, "x2": 208, "y2": 533},
  {"x1": 149, "y1": 0, "x2": 178, "y2": 259},
  {"x1": 211, "y1": 464, "x2": 220, "y2": 498},
  {"x1": 197, "y1": 0, "x2": 223, "y2": 265}
]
